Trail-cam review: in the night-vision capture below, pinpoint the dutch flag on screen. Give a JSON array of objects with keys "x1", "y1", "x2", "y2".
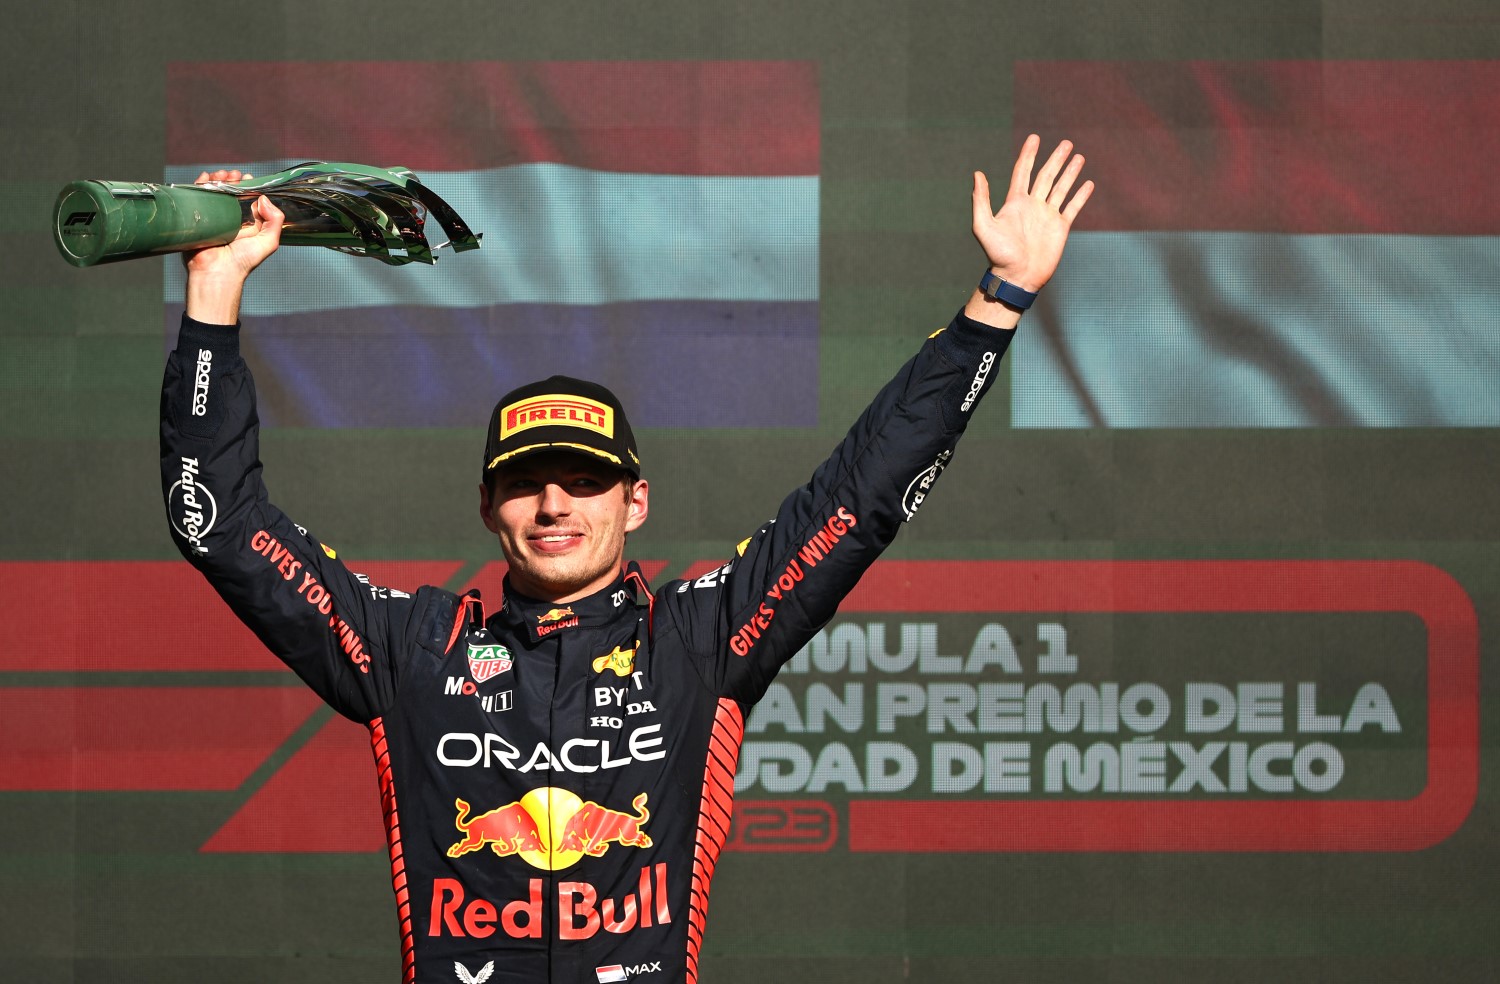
[
  {"x1": 1011, "y1": 60, "x2": 1500, "y2": 428},
  {"x1": 164, "y1": 61, "x2": 820, "y2": 430}
]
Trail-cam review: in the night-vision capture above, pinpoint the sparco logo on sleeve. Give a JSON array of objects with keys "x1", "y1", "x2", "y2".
[
  {"x1": 169, "y1": 456, "x2": 217, "y2": 556},
  {"x1": 191, "y1": 348, "x2": 213, "y2": 417},
  {"x1": 961, "y1": 350, "x2": 996, "y2": 411}
]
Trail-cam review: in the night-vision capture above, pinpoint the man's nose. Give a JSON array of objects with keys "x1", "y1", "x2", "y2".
[{"x1": 536, "y1": 482, "x2": 573, "y2": 518}]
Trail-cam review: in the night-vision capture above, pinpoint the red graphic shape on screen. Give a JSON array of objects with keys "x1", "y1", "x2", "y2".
[
  {"x1": 726, "y1": 800, "x2": 837, "y2": 852},
  {"x1": 0, "y1": 687, "x2": 323, "y2": 791},
  {"x1": 0, "y1": 561, "x2": 462, "y2": 672},
  {"x1": 831, "y1": 560, "x2": 1477, "y2": 853},
  {"x1": 202, "y1": 716, "x2": 387, "y2": 852},
  {"x1": 0, "y1": 560, "x2": 458, "y2": 797}
]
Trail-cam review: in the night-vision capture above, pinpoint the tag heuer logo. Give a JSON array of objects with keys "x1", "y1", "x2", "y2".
[{"x1": 467, "y1": 643, "x2": 514, "y2": 682}]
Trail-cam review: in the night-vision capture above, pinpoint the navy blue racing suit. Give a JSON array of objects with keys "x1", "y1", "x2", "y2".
[{"x1": 161, "y1": 309, "x2": 1009, "y2": 983}]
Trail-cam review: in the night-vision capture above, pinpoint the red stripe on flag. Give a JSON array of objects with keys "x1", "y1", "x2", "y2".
[
  {"x1": 0, "y1": 561, "x2": 461, "y2": 671},
  {"x1": 1015, "y1": 60, "x2": 1498, "y2": 234},
  {"x1": 167, "y1": 61, "x2": 818, "y2": 176},
  {"x1": 0, "y1": 687, "x2": 323, "y2": 790}
]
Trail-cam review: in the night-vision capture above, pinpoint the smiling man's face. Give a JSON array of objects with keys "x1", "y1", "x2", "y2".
[{"x1": 479, "y1": 450, "x2": 649, "y2": 603}]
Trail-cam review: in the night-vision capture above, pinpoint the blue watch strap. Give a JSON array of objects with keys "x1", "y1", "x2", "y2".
[{"x1": 979, "y1": 271, "x2": 1038, "y2": 310}]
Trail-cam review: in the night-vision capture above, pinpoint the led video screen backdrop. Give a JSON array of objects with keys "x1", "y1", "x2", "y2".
[{"x1": 3, "y1": 2, "x2": 1497, "y2": 982}]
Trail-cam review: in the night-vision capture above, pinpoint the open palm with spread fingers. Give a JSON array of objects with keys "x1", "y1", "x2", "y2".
[{"x1": 972, "y1": 133, "x2": 1093, "y2": 293}]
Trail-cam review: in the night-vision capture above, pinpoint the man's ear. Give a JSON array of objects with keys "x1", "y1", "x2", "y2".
[
  {"x1": 478, "y1": 481, "x2": 500, "y2": 535},
  {"x1": 624, "y1": 478, "x2": 649, "y2": 533}
]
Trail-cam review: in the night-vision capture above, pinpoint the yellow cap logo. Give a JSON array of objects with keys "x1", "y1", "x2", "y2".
[{"x1": 501, "y1": 395, "x2": 614, "y2": 440}]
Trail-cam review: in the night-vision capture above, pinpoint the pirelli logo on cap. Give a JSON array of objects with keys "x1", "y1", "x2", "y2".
[{"x1": 500, "y1": 395, "x2": 614, "y2": 440}]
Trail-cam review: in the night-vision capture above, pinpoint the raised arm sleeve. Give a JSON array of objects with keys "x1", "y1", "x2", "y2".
[
  {"x1": 659, "y1": 310, "x2": 1012, "y2": 704},
  {"x1": 160, "y1": 314, "x2": 438, "y2": 722}
]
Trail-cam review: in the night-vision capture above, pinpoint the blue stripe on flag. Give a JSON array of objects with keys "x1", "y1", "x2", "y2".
[{"x1": 166, "y1": 300, "x2": 820, "y2": 429}]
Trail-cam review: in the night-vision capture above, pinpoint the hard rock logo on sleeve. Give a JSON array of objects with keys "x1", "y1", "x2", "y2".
[{"x1": 169, "y1": 456, "x2": 217, "y2": 556}]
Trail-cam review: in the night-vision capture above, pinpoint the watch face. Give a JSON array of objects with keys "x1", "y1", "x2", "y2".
[{"x1": 982, "y1": 272, "x2": 1035, "y2": 308}]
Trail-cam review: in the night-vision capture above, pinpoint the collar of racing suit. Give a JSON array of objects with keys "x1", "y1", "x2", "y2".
[{"x1": 490, "y1": 562, "x2": 652, "y2": 644}]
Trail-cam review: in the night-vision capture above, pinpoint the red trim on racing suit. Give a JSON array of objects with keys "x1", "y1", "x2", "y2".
[
  {"x1": 687, "y1": 699, "x2": 743, "y2": 984},
  {"x1": 371, "y1": 717, "x2": 417, "y2": 984}
]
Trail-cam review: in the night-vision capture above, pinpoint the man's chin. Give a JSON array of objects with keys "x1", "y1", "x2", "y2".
[{"x1": 513, "y1": 559, "x2": 604, "y2": 602}]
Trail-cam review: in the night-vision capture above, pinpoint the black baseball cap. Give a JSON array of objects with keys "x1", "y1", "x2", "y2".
[{"x1": 482, "y1": 375, "x2": 641, "y2": 480}]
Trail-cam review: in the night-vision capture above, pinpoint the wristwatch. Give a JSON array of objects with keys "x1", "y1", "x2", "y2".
[{"x1": 979, "y1": 271, "x2": 1038, "y2": 310}]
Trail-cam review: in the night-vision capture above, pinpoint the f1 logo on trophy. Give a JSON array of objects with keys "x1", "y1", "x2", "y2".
[{"x1": 52, "y1": 162, "x2": 481, "y2": 267}]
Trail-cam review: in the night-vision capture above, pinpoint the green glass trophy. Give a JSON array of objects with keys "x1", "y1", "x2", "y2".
[{"x1": 53, "y1": 162, "x2": 482, "y2": 267}]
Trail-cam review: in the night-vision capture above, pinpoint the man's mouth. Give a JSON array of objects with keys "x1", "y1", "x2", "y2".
[{"x1": 530, "y1": 532, "x2": 584, "y2": 553}]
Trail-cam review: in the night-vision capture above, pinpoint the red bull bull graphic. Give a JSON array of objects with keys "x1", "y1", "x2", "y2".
[
  {"x1": 591, "y1": 643, "x2": 637, "y2": 677},
  {"x1": 558, "y1": 792, "x2": 653, "y2": 855},
  {"x1": 429, "y1": 863, "x2": 669, "y2": 941},
  {"x1": 538, "y1": 607, "x2": 576, "y2": 624},
  {"x1": 447, "y1": 787, "x2": 652, "y2": 870},
  {"x1": 448, "y1": 798, "x2": 544, "y2": 858}
]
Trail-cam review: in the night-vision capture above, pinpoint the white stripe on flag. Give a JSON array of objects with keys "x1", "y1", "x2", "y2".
[
  {"x1": 163, "y1": 162, "x2": 818, "y2": 314},
  {"x1": 1015, "y1": 232, "x2": 1500, "y2": 427}
]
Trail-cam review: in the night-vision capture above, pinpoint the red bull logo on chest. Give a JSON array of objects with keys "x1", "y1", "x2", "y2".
[
  {"x1": 429, "y1": 862, "x2": 670, "y2": 941},
  {"x1": 447, "y1": 787, "x2": 652, "y2": 871}
]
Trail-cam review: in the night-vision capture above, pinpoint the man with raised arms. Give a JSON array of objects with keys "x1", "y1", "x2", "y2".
[{"x1": 161, "y1": 136, "x2": 1091, "y2": 983}]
